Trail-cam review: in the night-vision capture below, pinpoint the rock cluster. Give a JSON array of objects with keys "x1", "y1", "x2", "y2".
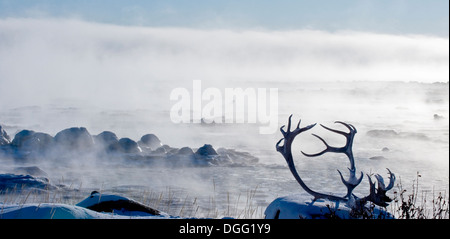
[{"x1": 0, "y1": 125, "x2": 258, "y2": 167}]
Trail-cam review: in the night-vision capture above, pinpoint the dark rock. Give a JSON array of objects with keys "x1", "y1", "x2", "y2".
[
  {"x1": 367, "y1": 129, "x2": 429, "y2": 141},
  {"x1": 94, "y1": 131, "x2": 119, "y2": 148},
  {"x1": 177, "y1": 147, "x2": 194, "y2": 155},
  {"x1": 434, "y1": 114, "x2": 444, "y2": 120},
  {"x1": 366, "y1": 130, "x2": 398, "y2": 138},
  {"x1": 153, "y1": 146, "x2": 166, "y2": 154},
  {"x1": 11, "y1": 130, "x2": 53, "y2": 152},
  {"x1": 370, "y1": 156, "x2": 387, "y2": 160},
  {"x1": 11, "y1": 130, "x2": 36, "y2": 147},
  {"x1": 382, "y1": 147, "x2": 390, "y2": 152},
  {"x1": 195, "y1": 144, "x2": 218, "y2": 156},
  {"x1": 54, "y1": 127, "x2": 94, "y2": 151},
  {"x1": 76, "y1": 191, "x2": 161, "y2": 216},
  {"x1": 138, "y1": 134, "x2": 162, "y2": 150},
  {"x1": 118, "y1": 138, "x2": 142, "y2": 153}
]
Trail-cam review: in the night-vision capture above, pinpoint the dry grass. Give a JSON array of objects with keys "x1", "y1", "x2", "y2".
[
  {"x1": 1, "y1": 172, "x2": 447, "y2": 219},
  {"x1": 389, "y1": 172, "x2": 449, "y2": 219},
  {"x1": 0, "y1": 181, "x2": 265, "y2": 219}
]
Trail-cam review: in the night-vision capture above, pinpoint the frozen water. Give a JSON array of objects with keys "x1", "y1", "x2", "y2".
[{"x1": 0, "y1": 81, "x2": 448, "y2": 218}]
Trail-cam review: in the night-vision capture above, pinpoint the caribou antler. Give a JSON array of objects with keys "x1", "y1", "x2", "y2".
[
  {"x1": 276, "y1": 115, "x2": 346, "y2": 202},
  {"x1": 276, "y1": 116, "x2": 396, "y2": 211}
]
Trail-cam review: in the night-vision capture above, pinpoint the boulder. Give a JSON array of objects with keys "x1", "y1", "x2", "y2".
[
  {"x1": 366, "y1": 129, "x2": 398, "y2": 138},
  {"x1": 76, "y1": 191, "x2": 162, "y2": 216},
  {"x1": 11, "y1": 130, "x2": 35, "y2": 147},
  {"x1": 11, "y1": 130, "x2": 53, "y2": 152},
  {"x1": 177, "y1": 147, "x2": 194, "y2": 155},
  {"x1": 138, "y1": 134, "x2": 162, "y2": 150},
  {"x1": 54, "y1": 127, "x2": 94, "y2": 151},
  {"x1": 117, "y1": 138, "x2": 142, "y2": 153},
  {"x1": 195, "y1": 144, "x2": 218, "y2": 157},
  {"x1": 0, "y1": 173, "x2": 56, "y2": 192},
  {"x1": 153, "y1": 146, "x2": 167, "y2": 154},
  {"x1": 94, "y1": 131, "x2": 119, "y2": 149},
  {"x1": 0, "y1": 125, "x2": 11, "y2": 146},
  {"x1": 434, "y1": 114, "x2": 444, "y2": 120},
  {"x1": 369, "y1": 156, "x2": 387, "y2": 160}
]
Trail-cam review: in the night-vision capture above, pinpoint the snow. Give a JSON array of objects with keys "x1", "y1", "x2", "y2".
[
  {"x1": 0, "y1": 203, "x2": 172, "y2": 219},
  {"x1": 264, "y1": 194, "x2": 394, "y2": 219},
  {"x1": 0, "y1": 82, "x2": 447, "y2": 219},
  {"x1": 264, "y1": 194, "x2": 351, "y2": 219},
  {"x1": 76, "y1": 192, "x2": 133, "y2": 208},
  {"x1": 1, "y1": 203, "x2": 110, "y2": 219},
  {"x1": 1, "y1": 191, "x2": 176, "y2": 219},
  {"x1": 2, "y1": 193, "x2": 395, "y2": 219}
]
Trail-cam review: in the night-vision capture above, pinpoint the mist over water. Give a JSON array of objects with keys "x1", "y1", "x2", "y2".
[{"x1": 0, "y1": 18, "x2": 448, "y2": 217}]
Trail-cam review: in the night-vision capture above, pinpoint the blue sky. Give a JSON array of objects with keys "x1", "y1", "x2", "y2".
[{"x1": 0, "y1": 0, "x2": 448, "y2": 37}]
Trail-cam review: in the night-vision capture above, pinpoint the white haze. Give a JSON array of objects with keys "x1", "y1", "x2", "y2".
[{"x1": 0, "y1": 18, "x2": 448, "y2": 110}]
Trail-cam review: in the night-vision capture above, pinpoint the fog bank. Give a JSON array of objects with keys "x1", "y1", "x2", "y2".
[{"x1": 0, "y1": 18, "x2": 448, "y2": 110}]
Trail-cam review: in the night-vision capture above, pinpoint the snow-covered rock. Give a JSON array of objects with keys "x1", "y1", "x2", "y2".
[
  {"x1": 13, "y1": 166, "x2": 49, "y2": 177},
  {"x1": 0, "y1": 203, "x2": 111, "y2": 219},
  {"x1": 0, "y1": 202, "x2": 175, "y2": 219},
  {"x1": 0, "y1": 173, "x2": 56, "y2": 192},
  {"x1": 76, "y1": 191, "x2": 163, "y2": 216},
  {"x1": 265, "y1": 194, "x2": 394, "y2": 219},
  {"x1": 0, "y1": 191, "x2": 172, "y2": 219}
]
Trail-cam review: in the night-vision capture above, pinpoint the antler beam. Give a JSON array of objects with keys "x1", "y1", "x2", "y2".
[
  {"x1": 302, "y1": 121, "x2": 363, "y2": 200},
  {"x1": 276, "y1": 115, "x2": 346, "y2": 202},
  {"x1": 276, "y1": 115, "x2": 396, "y2": 211}
]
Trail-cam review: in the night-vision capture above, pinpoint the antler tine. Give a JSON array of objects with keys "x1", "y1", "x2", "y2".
[
  {"x1": 301, "y1": 134, "x2": 333, "y2": 157},
  {"x1": 367, "y1": 174, "x2": 377, "y2": 198},
  {"x1": 374, "y1": 174, "x2": 386, "y2": 190},
  {"x1": 302, "y1": 125, "x2": 355, "y2": 158},
  {"x1": 384, "y1": 168, "x2": 396, "y2": 191},
  {"x1": 320, "y1": 123, "x2": 348, "y2": 136},
  {"x1": 286, "y1": 114, "x2": 293, "y2": 133},
  {"x1": 280, "y1": 115, "x2": 314, "y2": 138},
  {"x1": 334, "y1": 121, "x2": 357, "y2": 133},
  {"x1": 277, "y1": 115, "x2": 316, "y2": 160},
  {"x1": 296, "y1": 119, "x2": 301, "y2": 130},
  {"x1": 338, "y1": 169, "x2": 364, "y2": 199},
  {"x1": 276, "y1": 138, "x2": 285, "y2": 153},
  {"x1": 374, "y1": 169, "x2": 396, "y2": 191}
]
